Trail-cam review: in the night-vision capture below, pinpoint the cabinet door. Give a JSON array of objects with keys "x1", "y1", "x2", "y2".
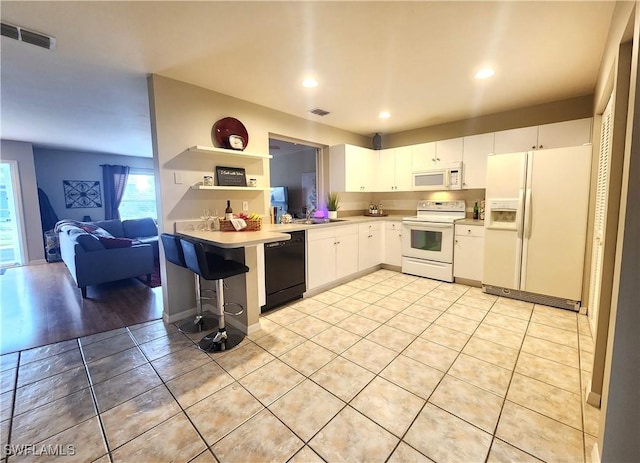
[
  {"x1": 336, "y1": 232, "x2": 359, "y2": 279},
  {"x1": 358, "y1": 223, "x2": 383, "y2": 271},
  {"x1": 494, "y1": 126, "x2": 538, "y2": 154},
  {"x1": 394, "y1": 147, "x2": 413, "y2": 191},
  {"x1": 307, "y1": 236, "x2": 337, "y2": 290},
  {"x1": 346, "y1": 146, "x2": 378, "y2": 191},
  {"x1": 411, "y1": 142, "x2": 437, "y2": 172},
  {"x1": 344, "y1": 146, "x2": 368, "y2": 191},
  {"x1": 435, "y1": 137, "x2": 463, "y2": 165},
  {"x1": 454, "y1": 235, "x2": 484, "y2": 281},
  {"x1": 537, "y1": 118, "x2": 592, "y2": 150},
  {"x1": 462, "y1": 133, "x2": 494, "y2": 189},
  {"x1": 378, "y1": 149, "x2": 396, "y2": 192},
  {"x1": 384, "y1": 222, "x2": 402, "y2": 266}
]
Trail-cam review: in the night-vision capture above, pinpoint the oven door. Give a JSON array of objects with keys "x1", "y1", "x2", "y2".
[{"x1": 402, "y1": 221, "x2": 454, "y2": 263}]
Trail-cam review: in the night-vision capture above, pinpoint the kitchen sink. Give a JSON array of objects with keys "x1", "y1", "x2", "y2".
[{"x1": 292, "y1": 218, "x2": 346, "y2": 225}]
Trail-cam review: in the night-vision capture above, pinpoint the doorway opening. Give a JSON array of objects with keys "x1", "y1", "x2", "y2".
[
  {"x1": 268, "y1": 138, "x2": 322, "y2": 220},
  {"x1": 0, "y1": 161, "x2": 27, "y2": 267}
]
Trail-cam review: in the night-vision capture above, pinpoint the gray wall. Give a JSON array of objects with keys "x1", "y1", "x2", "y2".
[{"x1": 34, "y1": 148, "x2": 153, "y2": 222}]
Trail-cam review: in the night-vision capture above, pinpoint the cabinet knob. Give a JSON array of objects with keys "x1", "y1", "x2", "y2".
[
  {"x1": 539, "y1": 145, "x2": 543, "y2": 149},
  {"x1": 468, "y1": 229, "x2": 471, "y2": 234}
]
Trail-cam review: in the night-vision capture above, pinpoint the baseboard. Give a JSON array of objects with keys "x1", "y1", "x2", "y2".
[
  {"x1": 586, "y1": 380, "x2": 602, "y2": 407},
  {"x1": 591, "y1": 441, "x2": 600, "y2": 463},
  {"x1": 163, "y1": 307, "x2": 196, "y2": 324},
  {"x1": 454, "y1": 277, "x2": 482, "y2": 288}
]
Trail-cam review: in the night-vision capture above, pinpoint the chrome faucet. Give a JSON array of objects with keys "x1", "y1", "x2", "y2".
[{"x1": 305, "y1": 208, "x2": 316, "y2": 223}]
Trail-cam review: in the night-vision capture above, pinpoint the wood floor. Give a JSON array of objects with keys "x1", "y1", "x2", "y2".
[{"x1": 0, "y1": 262, "x2": 163, "y2": 355}]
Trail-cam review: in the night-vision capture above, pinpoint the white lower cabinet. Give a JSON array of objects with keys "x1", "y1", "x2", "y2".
[
  {"x1": 384, "y1": 221, "x2": 402, "y2": 266},
  {"x1": 307, "y1": 225, "x2": 359, "y2": 290},
  {"x1": 358, "y1": 222, "x2": 384, "y2": 271},
  {"x1": 453, "y1": 223, "x2": 485, "y2": 282}
]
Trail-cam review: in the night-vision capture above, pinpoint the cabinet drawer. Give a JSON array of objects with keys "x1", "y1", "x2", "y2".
[
  {"x1": 358, "y1": 222, "x2": 383, "y2": 234},
  {"x1": 385, "y1": 221, "x2": 402, "y2": 231},
  {"x1": 307, "y1": 224, "x2": 358, "y2": 242},
  {"x1": 455, "y1": 225, "x2": 485, "y2": 238}
]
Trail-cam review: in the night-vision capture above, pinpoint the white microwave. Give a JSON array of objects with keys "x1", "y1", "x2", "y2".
[{"x1": 412, "y1": 162, "x2": 463, "y2": 191}]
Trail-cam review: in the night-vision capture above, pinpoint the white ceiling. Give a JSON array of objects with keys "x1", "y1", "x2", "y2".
[{"x1": 1, "y1": 1, "x2": 615, "y2": 158}]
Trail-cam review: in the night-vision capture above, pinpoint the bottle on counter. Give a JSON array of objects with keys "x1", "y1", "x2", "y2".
[
  {"x1": 225, "y1": 200, "x2": 233, "y2": 220},
  {"x1": 473, "y1": 202, "x2": 479, "y2": 220}
]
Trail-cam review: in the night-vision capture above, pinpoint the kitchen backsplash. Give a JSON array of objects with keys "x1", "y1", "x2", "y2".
[{"x1": 332, "y1": 189, "x2": 485, "y2": 218}]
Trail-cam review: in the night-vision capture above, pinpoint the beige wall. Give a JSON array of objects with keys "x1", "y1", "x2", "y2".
[
  {"x1": 383, "y1": 95, "x2": 593, "y2": 148},
  {"x1": 0, "y1": 140, "x2": 44, "y2": 264}
]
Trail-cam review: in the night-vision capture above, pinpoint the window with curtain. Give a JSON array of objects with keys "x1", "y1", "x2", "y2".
[{"x1": 118, "y1": 169, "x2": 157, "y2": 220}]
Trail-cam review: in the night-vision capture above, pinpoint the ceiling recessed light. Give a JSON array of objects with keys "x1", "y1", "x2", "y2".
[
  {"x1": 379, "y1": 111, "x2": 391, "y2": 119},
  {"x1": 475, "y1": 68, "x2": 495, "y2": 79},
  {"x1": 302, "y1": 78, "x2": 318, "y2": 88}
]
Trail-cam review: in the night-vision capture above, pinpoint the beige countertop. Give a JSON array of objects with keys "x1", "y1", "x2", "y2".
[
  {"x1": 456, "y1": 218, "x2": 485, "y2": 226},
  {"x1": 175, "y1": 215, "x2": 405, "y2": 248}
]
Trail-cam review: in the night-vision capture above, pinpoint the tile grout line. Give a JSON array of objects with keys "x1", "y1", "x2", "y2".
[
  {"x1": 131, "y1": 324, "x2": 223, "y2": 463},
  {"x1": 2, "y1": 351, "x2": 20, "y2": 463},
  {"x1": 78, "y1": 336, "x2": 115, "y2": 463}
]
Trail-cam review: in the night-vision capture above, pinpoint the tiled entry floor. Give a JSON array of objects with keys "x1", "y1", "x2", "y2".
[{"x1": 0, "y1": 269, "x2": 600, "y2": 462}]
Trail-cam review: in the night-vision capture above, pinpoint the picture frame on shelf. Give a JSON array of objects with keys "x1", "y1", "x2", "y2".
[{"x1": 215, "y1": 166, "x2": 247, "y2": 187}]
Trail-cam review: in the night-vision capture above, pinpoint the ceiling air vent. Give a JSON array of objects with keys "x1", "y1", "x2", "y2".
[
  {"x1": 1, "y1": 23, "x2": 19, "y2": 40},
  {"x1": 1, "y1": 22, "x2": 56, "y2": 50},
  {"x1": 309, "y1": 108, "x2": 330, "y2": 117}
]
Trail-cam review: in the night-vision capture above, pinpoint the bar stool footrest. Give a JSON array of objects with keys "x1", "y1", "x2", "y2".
[{"x1": 223, "y1": 302, "x2": 244, "y2": 316}]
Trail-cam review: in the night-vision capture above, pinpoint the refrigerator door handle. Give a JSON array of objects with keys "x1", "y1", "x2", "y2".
[
  {"x1": 524, "y1": 188, "x2": 533, "y2": 239},
  {"x1": 517, "y1": 188, "x2": 525, "y2": 239}
]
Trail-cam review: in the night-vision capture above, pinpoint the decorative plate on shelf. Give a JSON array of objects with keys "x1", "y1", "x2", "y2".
[{"x1": 212, "y1": 117, "x2": 249, "y2": 151}]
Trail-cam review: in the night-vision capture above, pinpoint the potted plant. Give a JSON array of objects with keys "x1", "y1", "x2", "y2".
[{"x1": 327, "y1": 192, "x2": 340, "y2": 219}]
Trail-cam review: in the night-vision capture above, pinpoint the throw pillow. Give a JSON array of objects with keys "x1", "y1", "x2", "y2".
[
  {"x1": 98, "y1": 236, "x2": 134, "y2": 249},
  {"x1": 76, "y1": 234, "x2": 105, "y2": 251},
  {"x1": 80, "y1": 225, "x2": 113, "y2": 238}
]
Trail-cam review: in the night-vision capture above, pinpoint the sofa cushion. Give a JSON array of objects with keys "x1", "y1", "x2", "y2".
[
  {"x1": 76, "y1": 234, "x2": 105, "y2": 251},
  {"x1": 98, "y1": 236, "x2": 134, "y2": 248},
  {"x1": 94, "y1": 220, "x2": 125, "y2": 237},
  {"x1": 122, "y1": 218, "x2": 157, "y2": 239}
]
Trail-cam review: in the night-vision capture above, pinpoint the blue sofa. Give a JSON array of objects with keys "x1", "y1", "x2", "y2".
[{"x1": 56, "y1": 218, "x2": 159, "y2": 297}]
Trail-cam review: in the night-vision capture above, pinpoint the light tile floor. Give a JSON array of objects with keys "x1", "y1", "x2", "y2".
[{"x1": 0, "y1": 269, "x2": 600, "y2": 462}]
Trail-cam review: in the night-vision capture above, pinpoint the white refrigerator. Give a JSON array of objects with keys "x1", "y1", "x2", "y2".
[{"x1": 483, "y1": 145, "x2": 592, "y2": 310}]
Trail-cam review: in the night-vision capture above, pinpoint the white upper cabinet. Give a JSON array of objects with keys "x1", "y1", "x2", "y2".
[
  {"x1": 378, "y1": 147, "x2": 412, "y2": 191},
  {"x1": 435, "y1": 137, "x2": 464, "y2": 165},
  {"x1": 494, "y1": 118, "x2": 592, "y2": 154},
  {"x1": 537, "y1": 118, "x2": 592, "y2": 150},
  {"x1": 330, "y1": 144, "x2": 378, "y2": 192},
  {"x1": 462, "y1": 133, "x2": 494, "y2": 189},
  {"x1": 411, "y1": 142, "x2": 437, "y2": 172},
  {"x1": 493, "y1": 126, "x2": 539, "y2": 154}
]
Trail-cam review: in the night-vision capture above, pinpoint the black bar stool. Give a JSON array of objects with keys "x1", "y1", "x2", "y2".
[
  {"x1": 180, "y1": 239, "x2": 249, "y2": 352},
  {"x1": 160, "y1": 233, "x2": 217, "y2": 333}
]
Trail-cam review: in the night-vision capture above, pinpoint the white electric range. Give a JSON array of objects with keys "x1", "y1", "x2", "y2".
[{"x1": 401, "y1": 200, "x2": 466, "y2": 282}]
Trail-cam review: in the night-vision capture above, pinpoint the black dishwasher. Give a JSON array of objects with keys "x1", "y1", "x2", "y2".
[{"x1": 262, "y1": 231, "x2": 306, "y2": 312}]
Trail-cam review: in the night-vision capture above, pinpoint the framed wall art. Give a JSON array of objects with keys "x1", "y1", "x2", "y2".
[{"x1": 63, "y1": 180, "x2": 102, "y2": 208}]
